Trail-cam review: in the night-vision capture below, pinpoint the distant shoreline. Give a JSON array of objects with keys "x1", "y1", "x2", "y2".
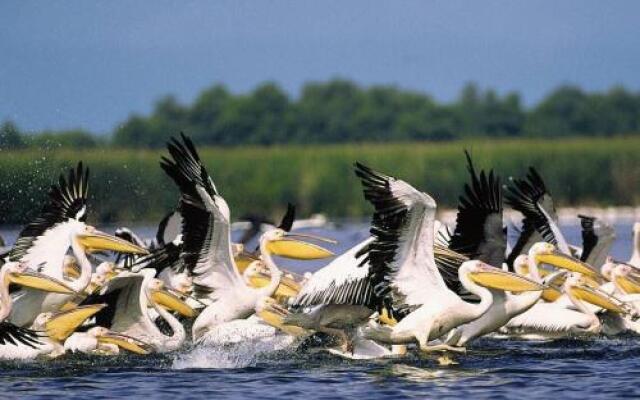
[{"x1": 437, "y1": 207, "x2": 640, "y2": 227}]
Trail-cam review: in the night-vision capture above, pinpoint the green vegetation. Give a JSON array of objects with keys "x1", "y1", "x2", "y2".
[
  {"x1": 2, "y1": 81, "x2": 640, "y2": 148},
  {"x1": 0, "y1": 137, "x2": 638, "y2": 224}
]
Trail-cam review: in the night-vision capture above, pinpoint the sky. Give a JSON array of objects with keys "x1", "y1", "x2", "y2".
[{"x1": 1, "y1": 1, "x2": 640, "y2": 134}]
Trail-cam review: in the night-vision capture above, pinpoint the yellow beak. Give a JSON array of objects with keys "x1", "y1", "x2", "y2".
[
  {"x1": 64, "y1": 264, "x2": 81, "y2": 280},
  {"x1": 540, "y1": 270, "x2": 566, "y2": 302},
  {"x1": 541, "y1": 286, "x2": 563, "y2": 302},
  {"x1": 45, "y1": 304, "x2": 106, "y2": 341},
  {"x1": 151, "y1": 289, "x2": 197, "y2": 318},
  {"x1": 379, "y1": 308, "x2": 398, "y2": 326},
  {"x1": 469, "y1": 267, "x2": 546, "y2": 292},
  {"x1": 249, "y1": 273, "x2": 301, "y2": 300},
  {"x1": 257, "y1": 301, "x2": 309, "y2": 337},
  {"x1": 9, "y1": 272, "x2": 76, "y2": 294},
  {"x1": 98, "y1": 332, "x2": 153, "y2": 355},
  {"x1": 535, "y1": 252, "x2": 600, "y2": 279},
  {"x1": 615, "y1": 275, "x2": 640, "y2": 294},
  {"x1": 570, "y1": 285, "x2": 626, "y2": 314},
  {"x1": 266, "y1": 233, "x2": 336, "y2": 260},
  {"x1": 235, "y1": 253, "x2": 260, "y2": 274},
  {"x1": 77, "y1": 230, "x2": 149, "y2": 255}
]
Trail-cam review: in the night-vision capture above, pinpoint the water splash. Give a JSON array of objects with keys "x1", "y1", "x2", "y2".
[{"x1": 172, "y1": 319, "x2": 298, "y2": 369}]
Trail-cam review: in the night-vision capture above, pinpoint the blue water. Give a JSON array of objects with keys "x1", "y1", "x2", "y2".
[{"x1": 0, "y1": 221, "x2": 637, "y2": 399}]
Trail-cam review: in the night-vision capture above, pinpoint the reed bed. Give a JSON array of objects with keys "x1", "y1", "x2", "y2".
[{"x1": 0, "y1": 136, "x2": 638, "y2": 224}]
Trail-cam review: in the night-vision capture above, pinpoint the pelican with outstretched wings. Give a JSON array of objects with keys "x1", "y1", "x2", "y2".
[
  {"x1": 8, "y1": 163, "x2": 148, "y2": 327},
  {"x1": 157, "y1": 134, "x2": 334, "y2": 343}
]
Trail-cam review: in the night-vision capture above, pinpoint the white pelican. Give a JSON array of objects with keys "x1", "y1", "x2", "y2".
[
  {"x1": 157, "y1": 134, "x2": 333, "y2": 342},
  {"x1": 192, "y1": 297, "x2": 306, "y2": 349},
  {"x1": 610, "y1": 263, "x2": 640, "y2": 310},
  {"x1": 0, "y1": 306, "x2": 106, "y2": 360},
  {"x1": 503, "y1": 272, "x2": 624, "y2": 339},
  {"x1": 445, "y1": 259, "x2": 566, "y2": 347},
  {"x1": 522, "y1": 242, "x2": 602, "y2": 281},
  {"x1": 283, "y1": 239, "x2": 458, "y2": 356},
  {"x1": 442, "y1": 152, "x2": 541, "y2": 346},
  {"x1": 284, "y1": 163, "x2": 545, "y2": 355},
  {"x1": 0, "y1": 261, "x2": 76, "y2": 350},
  {"x1": 76, "y1": 269, "x2": 196, "y2": 353},
  {"x1": 630, "y1": 222, "x2": 640, "y2": 268},
  {"x1": 282, "y1": 158, "x2": 493, "y2": 355},
  {"x1": 8, "y1": 163, "x2": 149, "y2": 327},
  {"x1": 345, "y1": 163, "x2": 544, "y2": 352},
  {"x1": 64, "y1": 326, "x2": 153, "y2": 355},
  {"x1": 440, "y1": 155, "x2": 596, "y2": 346},
  {"x1": 284, "y1": 238, "x2": 376, "y2": 353},
  {"x1": 589, "y1": 263, "x2": 640, "y2": 335},
  {"x1": 0, "y1": 261, "x2": 104, "y2": 359},
  {"x1": 192, "y1": 226, "x2": 333, "y2": 341}
]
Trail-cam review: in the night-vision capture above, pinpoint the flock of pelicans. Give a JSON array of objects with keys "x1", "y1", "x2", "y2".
[{"x1": 0, "y1": 133, "x2": 639, "y2": 364}]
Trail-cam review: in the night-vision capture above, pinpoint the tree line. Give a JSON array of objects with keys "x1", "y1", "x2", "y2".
[{"x1": 2, "y1": 80, "x2": 640, "y2": 149}]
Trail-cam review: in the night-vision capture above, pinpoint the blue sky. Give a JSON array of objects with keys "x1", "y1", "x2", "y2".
[{"x1": 1, "y1": 1, "x2": 640, "y2": 134}]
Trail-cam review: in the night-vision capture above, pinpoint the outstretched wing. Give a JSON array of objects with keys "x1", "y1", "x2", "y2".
[
  {"x1": 292, "y1": 238, "x2": 376, "y2": 309},
  {"x1": 9, "y1": 162, "x2": 89, "y2": 276},
  {"x1": 449, "y1": 151, "x2": 506, "y2": 267},
  {"x1": 78, "y1": 273, "x2": 147, "y2": 332},
  {"x1": 579, "y1": 214, "x2": 615, "y2": 269},
  {"x1": 160, "y1": 133, "x2": 244, "y2": 296},
  {"x1": 504, "y1": 166, "x2": 570, "y2": 254},
  {"x1": 355, "y1": 162, "x2": 449, "y2": 314},
  {"x1": 134, "y1": 242, "x2": 182, "y2": 274}
]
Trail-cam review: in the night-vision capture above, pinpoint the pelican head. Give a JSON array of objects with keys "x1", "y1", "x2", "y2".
[
  {"x1": 231, "y1": 243, "x2": 245, "y2": 258},
  {"x1": 75, "y1": 225, "x2": 149, "y2": 255},
  {"x1": 256, "y1": 296, "x2": 288, "y2": 316},
  {"x1": 566, "y1": 273, "x2": 627, "y2": 314},
  {"x1": 529, "y1": 242, "x2": 600, "y2": 279},
  {"x1": 87, "y1": 327, "x2": 153, "y2": 355},
  {"x1": 5, "y1": 262, "x2": 76, "y2": 294},
  {"x1": 243, "y1": 260, "x2": 263, "y2": 283},
  {"x1": 32, "y1": 312, "x2": 54, "y2": 330},
  {"x1": 87, "y1": 326, "x2": 110, "y2": 338},
  {"x1": 173, "y1": 274, "x2": 194, "y2": 295},
  {"x1": 234, "y1": 244, "x2": 260, "y2": 273},
  {"x1": 262, "y1": 228, "x2": 336, "y2": 260},
  {"x1": 87, "y1": 273, "x2": 107, "y2": 293},
  {"x1": 148, "y1": 279, "x2": 197, "y2": 318},
  {"x1": 513, "y1": 255, "x2": 530, "y2": 277},
  {"x1": 43, "y1": 304, "x2": 108, "y2": 341},
  {"x1": 464, "y1": 260, "x2": 546, "y2": 292},
  {"x1": 96, "y1": 262, "x2": 117, "y2": 277},
  {"x1": 612, "y1": 263, "x2": 640, "y2": 294},
  {"x1": 601, "y1": 257, "x2": 616, "y2": 281},
  {"x1": 256, "y1": 297, "x2": 308, "y2": 336}
]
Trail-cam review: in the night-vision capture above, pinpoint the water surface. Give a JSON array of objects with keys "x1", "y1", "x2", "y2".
[{"x1": 0, "y1": 222, "x2": 636, "y2": 399}]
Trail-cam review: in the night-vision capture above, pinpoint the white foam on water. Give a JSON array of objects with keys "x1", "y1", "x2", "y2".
[{"x1": 172, "y1": 318, "x2": 298, "y2": 369}]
